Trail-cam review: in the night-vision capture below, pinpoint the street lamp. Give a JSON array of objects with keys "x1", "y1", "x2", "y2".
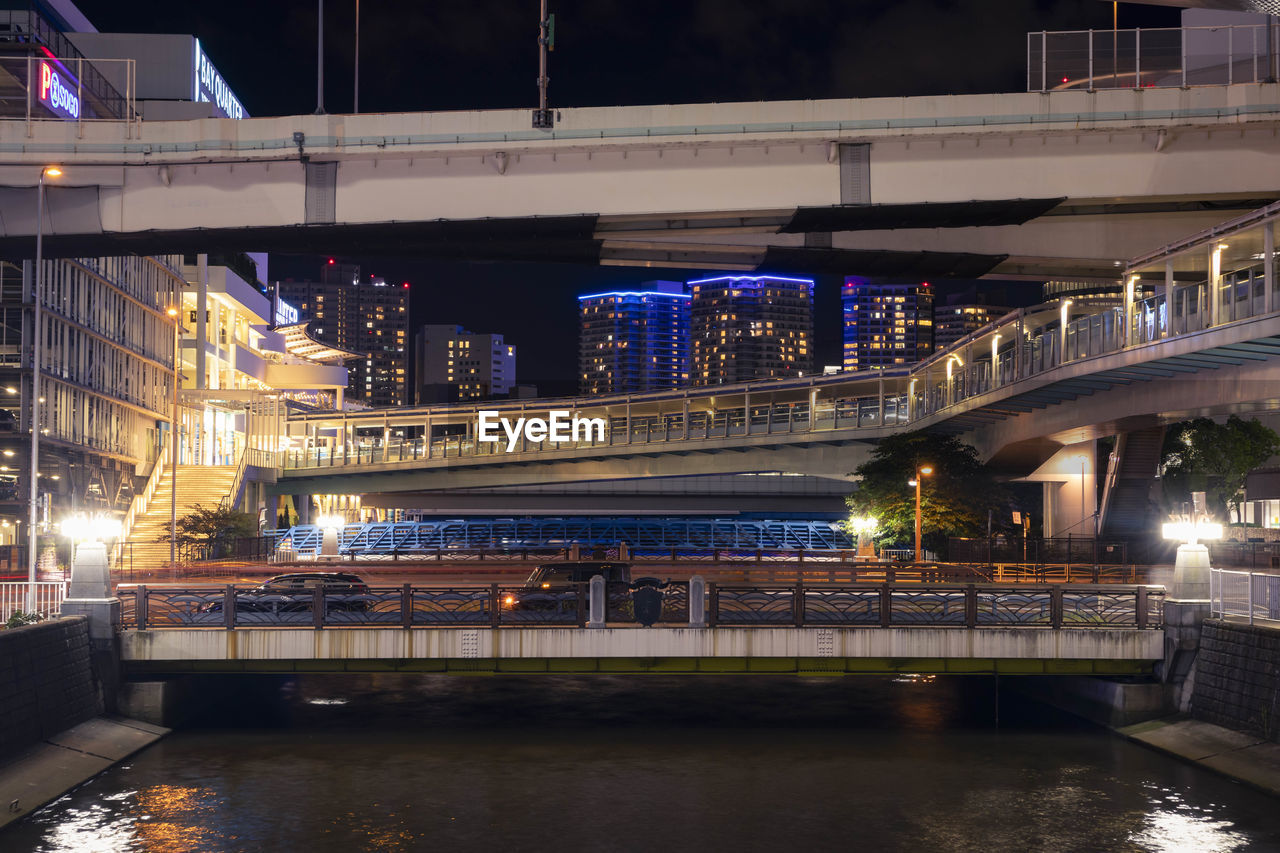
[
  {"x1": 167, "y1": 306, "x2": 181, "y2": 567},
  {"x1": 945, "y1": 355, "x2": 962, "y2": 406},
  {"x1": 26, "y1": 165, "x2": 61, "y2": 612},
  {"x1": 912, "y1": 465, "x2": 934, "y2": 563},
  {"x1": 849, "y1": 515, "x2": 878, "y2": 561}
]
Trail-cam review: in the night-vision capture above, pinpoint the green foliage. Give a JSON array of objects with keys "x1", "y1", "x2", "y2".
[
  {"x1": 164, "y1": 503, "x2": 257, "y2": 558},
  {"x1": 845, "y1": 431, "x2": 1011, "y2": 552},
  {"x1": 1161, "y1": 416, "x2": 1280, "y2": 522},
  {"x1": 5, "y1": 610, "x2": 43, "y2": 629}
]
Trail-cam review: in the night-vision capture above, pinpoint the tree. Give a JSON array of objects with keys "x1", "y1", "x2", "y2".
[
  {"x1": 1161, "y1": 416, "x2": 1280, "y2": 523},
  {"x1": 846, "y1": 431, "x2": 1010, "y2": 552},
  {"x1": 165, "y1": 504, "x2": 257, "y2": 559}
]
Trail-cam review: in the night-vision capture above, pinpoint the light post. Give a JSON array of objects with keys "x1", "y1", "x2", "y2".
[
  {"x1": 26, "y1": 165, "x2": 61, "y2": 612},
  {"x1": 945, "y1": 355, "x2": 962, "y2": 406},
  {"x1": 168, "y1": 306, "x2": 181, "y2": 567},
  {"x1": 353, "y1": 0, "x2": 360, "y2": 113},
  {"x1": 912, "y1": 465, "x2": 934, "y2": 563},
  {"x1": 1162, "y1": 492, "x2": 1222, "y2": 601}
]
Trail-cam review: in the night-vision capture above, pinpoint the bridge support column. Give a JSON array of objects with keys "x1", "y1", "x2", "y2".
[
  {"x1": 59, "y1": 541, "x2": 121, "y2": 712},
  {"x1": 1020, "y1": 441, "x2": 1097, "y2": 539},
  {"x1": 1265, "y1": 222, "x2": 1275, "y2": 315},
  {"x1": 1163, "y1": 544, "x2": 1212, "y2": 712}
]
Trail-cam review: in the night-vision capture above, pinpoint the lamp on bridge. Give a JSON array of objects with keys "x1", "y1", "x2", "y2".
[
  {"x1": 58, "y1": 513, "x2": 122, "y2": 640},
  {"x1": 849, "y1": 515, "x2": 878, "y2": 561},
  {"x1": 317, "y1": 514, "x2": 344, "y2": 558},
  {"x1": 1163, "y1": 491, "x2": 1221, "y2": 601},
  {"x1": 945, "y1": 355, "x2": 963, "y2": 406},
  {"x1": 911, "y1": 466, "x2": 933, "y2": 563}
]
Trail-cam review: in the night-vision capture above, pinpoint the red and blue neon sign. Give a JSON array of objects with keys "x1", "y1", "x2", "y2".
[{"x1": 37, "y1": 59, "x2": 80, "y2": 121}]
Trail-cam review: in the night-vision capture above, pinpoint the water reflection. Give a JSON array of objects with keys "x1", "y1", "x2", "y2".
[{"x1": 5, "y1": 676, "x2": 1279, "y2": 852}]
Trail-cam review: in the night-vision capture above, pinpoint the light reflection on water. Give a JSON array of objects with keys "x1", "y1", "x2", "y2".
[{"x1": 4, "y1": 675, "x2": 1278, "y2": 852}]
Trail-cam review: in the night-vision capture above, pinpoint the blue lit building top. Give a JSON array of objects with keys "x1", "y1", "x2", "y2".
[{"x1": 579, "y1": 281, "x2": 691, "y2": 395}]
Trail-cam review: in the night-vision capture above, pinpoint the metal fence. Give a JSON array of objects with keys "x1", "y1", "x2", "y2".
[
  {"x1": 1028, "y1": 23, "x2": 1280, "y2": 91},
  {"x1": 119, "y1": 582, "x2": 1163, "y2": 631},
  {"x1": 1210, "y1": 569, "x2": 1280, "y2": 625},
  {"x1": 949, "y1": 537, "x2": 1128, "y2": 566},
  {"x1": 0, "y1": 581, "x2": 66, "y2": 621}
]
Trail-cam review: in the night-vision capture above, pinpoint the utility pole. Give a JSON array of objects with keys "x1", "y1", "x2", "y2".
[
  {"x1": 532, "y1": 0, "x2": 555, "y2": 129},
  {"x1": 353, "y1": 0, "x2": 360, "y2": 113},
  {"x1": 315, "y1": 0, "x2": 326, "y2": 115}
]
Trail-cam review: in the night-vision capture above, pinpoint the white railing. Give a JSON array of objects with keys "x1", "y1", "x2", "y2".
[
  {"x1": 1029, "y1": 23, "x2": 1280, "y2": 91},
  {"x1": 0, "y1": 581, "x2": 66, "y2": 621},
  {"x1": 111, "y1": 435, "x2": 169, "y2": 567},
  {"x1": 1210, "y1": 568, "x2": 1280, "y2": 625}
]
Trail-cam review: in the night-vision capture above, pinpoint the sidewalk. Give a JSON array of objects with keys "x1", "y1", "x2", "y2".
[
  {"x1": 1117, "y1": 717, "x2": 1280, "y2": 797},
  {"x1": 0, "y1": 716, "x2": 169, "y2": 831}
]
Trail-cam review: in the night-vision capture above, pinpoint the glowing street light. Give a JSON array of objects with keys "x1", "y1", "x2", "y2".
[
  {"x1": 913, "y1": 465, "x2": 934, "y2": 563},
  {"x1": 849, "y1": 515, "x2": 878, "y2": 560}
]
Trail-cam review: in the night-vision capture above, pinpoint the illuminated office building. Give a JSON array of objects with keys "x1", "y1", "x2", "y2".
[
  {"x1": 841, "y1": 278, "x2": 934, "y2": 371},
  {"x1": 275, "y1": 261, "x2": 409, "y2": 407},
  {"x1": 690, "y1": 276, "x2": 812, "y2": 386},
  {"x1": 416, "y1": 324, "x2": 516, "y2": 403},
  {"x1": 579, "y1": 282, "x2": 690, "y2": 395},
  {"x1": 934, "y1": 302, "x2": 1010, "y2": 351}
]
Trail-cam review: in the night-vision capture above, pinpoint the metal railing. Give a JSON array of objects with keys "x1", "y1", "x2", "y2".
[
  {"x1": 1210, "y1": 568, "x2": 1280, "y2": 625},
  {"x1": 0, "y1": 581, "x2": 65, "y2": 621},
  {"x1": 1028, "y1": 23, "x2": 1280, "y2": 91},
  {"x1": 119, "y1": 582, "x2": 1164, "y2": 631},
  {"x1": 8, "y1": 54, "x2": 139, "y2": 136}
]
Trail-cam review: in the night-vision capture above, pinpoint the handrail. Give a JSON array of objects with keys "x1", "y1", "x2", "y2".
[
  {"x1": 219, "y1": 445, "x2": 249, "y2": 513},
  {"x1": 1095, "y1": 434, "x2": 1125, "y2": 535},
  {"x1": 110, "y1": 433, "x2": 169, "y2": 567}
]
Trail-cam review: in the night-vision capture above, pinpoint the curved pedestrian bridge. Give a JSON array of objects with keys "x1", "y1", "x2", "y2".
[{"x1": 118, "y1": 582, "x2": 1165, "y2": 677}]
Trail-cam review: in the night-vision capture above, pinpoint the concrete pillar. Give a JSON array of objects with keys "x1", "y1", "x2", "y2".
[
  {"x1": 1123, "y1": 275, "x2": 1135, "y2": 346},
  {"x1": 1022, "y1": 441, "x2": 1097, "y2": 538},
  {"x1": 196, "y1": 255, "x2": 208, "y2": 390},
  {"x1": 1265, "y1": 222, "x2": 1275, "y2": 315},
  {"x1": 588, "y1": 574, "x2": 606, "y2": 628},
  {"x1": 688, "y1": 575, "x2": 706, "y2": 627},
  {"x1": 1209, "y1": 243, "x2": 1221, "y2": 327},
  {"x1": 59, "y1": 541, "x2": 121, "y2": 711}
]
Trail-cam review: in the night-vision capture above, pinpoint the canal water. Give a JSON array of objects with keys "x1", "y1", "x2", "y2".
[{"x1": 4, "y1": 675, "x2": 1279, "y2": 852}]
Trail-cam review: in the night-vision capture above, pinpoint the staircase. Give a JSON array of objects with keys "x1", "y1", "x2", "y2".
[
  {"x1": 1099, "y1": 427, "x2": 1166, "y2": 539},
  {"x1": 122, "y1": 465, "x2": 239, "y2": 570}
]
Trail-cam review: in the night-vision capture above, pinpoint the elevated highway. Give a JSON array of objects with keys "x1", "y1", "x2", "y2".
[{"x1": 1, "y1": 84, "x2": 1279, "y2": 279}]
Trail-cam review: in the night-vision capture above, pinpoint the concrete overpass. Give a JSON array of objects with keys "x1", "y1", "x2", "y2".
[{"x1": 1, "y1": 84, "x2": 1279, "y2": 279}]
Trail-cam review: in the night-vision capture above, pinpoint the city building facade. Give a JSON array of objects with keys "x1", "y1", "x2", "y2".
[
  {"x1": 689, "y1": 276, "x2": 812, "y2": 386},
  {"x1": 841, "y1": 278, "x2": 934, "y2": 371},
  {"x1": 415, "y1": 324, "x2": 516, "y2": 403},
  {"x1": 274, "y1": 261, "x2": 409, "y2": 407},
  {"x1": 579, "y1": 281, "x2": 690, "y2": 395}
]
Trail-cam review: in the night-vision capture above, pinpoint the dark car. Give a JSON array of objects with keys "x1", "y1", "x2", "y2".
[
  {"x1": 202, "y1": 572, "x2": 371, "y2": 617},
  {"x1": 500, "y1": 561, "x2": 632, "y2": 616}
]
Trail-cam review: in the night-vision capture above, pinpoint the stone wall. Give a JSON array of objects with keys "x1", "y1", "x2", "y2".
[
  {"x1": 1191, "y1": 618, "x2": 1280, "y2": 741},
  {"x1": 0, "y1": 617, "x2": 104, "y2": 760}
]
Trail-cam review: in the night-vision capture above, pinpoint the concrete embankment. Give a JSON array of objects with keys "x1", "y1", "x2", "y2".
[
  {"x1": 1117, "y1": 717, "x2": 1280, "y2": 797},
  {"x1": 0, "y1": 617, "x2": 169, "y2": 830}
]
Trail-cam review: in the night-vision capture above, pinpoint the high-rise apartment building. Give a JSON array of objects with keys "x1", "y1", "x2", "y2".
[
  {"x1": 689, "y1": 276, "x2": 812, "y2": 386},
  {"x1": 275, "y1": 261, "x2": 409, "y2": 407},
  {"x1": 841, "y1": 278, "x2": 934, "y2": 371},
  {"x1": 415, "y1": 324, "x2": 516, "y2": 403},
  {"x1": 579, "y1": 282, "x2": 690, "y2": 395},
  {"x1": 934, "y1": 304, "x2": 1010, "y2": 351}
]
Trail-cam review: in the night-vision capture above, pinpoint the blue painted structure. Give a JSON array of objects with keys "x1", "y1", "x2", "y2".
[{"x1": 269, "y1": 517, "x2": 852, "y2": 555}]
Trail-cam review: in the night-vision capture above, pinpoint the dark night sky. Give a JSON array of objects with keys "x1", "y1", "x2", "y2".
[{"x1": 73, "y1": 1, "x2": 1181, "y2": 392}]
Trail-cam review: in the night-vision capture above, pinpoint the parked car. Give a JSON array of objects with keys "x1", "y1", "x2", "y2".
[{"x1": 202, "y1": 572, "x2": 371, "y2": 615}]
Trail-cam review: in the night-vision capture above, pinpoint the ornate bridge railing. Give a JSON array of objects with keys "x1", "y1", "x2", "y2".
[{"x1": 119, "y1": 582, "x2": 1163, "y2": 631}]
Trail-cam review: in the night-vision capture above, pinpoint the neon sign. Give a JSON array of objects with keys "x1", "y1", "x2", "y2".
[
  {"x1": 193, "y1": 39, "x2": 246, "y2": 120},
  {"x1": 37, "y1": 60, "x2": 80, "y2": 121}
]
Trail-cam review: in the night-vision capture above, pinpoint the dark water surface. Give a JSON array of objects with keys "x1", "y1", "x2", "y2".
[{"x1": 4, "y1": 675, "x2": 1279, "y2": 852}]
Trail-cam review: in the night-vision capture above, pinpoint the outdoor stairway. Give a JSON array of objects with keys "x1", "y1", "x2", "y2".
[
  {"x1": 122, "y1": 465, "x2": 239, "y2": 571},
  {"x1": 1099, "y1": 427, "x2": 1166, "y2": 539}
]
